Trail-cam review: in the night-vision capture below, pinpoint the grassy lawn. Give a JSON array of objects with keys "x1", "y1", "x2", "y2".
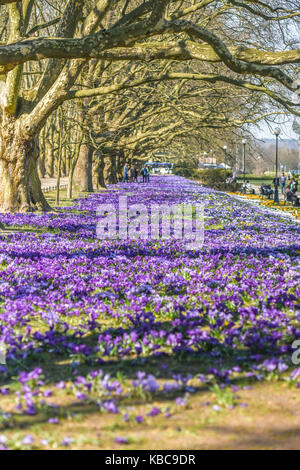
[
  {"x1": 45, "y1": 187, "x2": 97, "y2": 208},
  {"x1": 237, "y1": 175, "x2": 299, "y2": 188},
  {"x1": 237, "y1": 175, "x2": 273, "y2": 187}
]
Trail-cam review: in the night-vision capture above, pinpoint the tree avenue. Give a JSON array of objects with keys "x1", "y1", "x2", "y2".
[{"x1": 0, "y1": 0, "x2": 299, "y2": 211}]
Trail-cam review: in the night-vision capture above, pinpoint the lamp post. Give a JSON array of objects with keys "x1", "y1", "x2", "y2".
[
  {"x1": 298, "y1": 138, "x2": 300, "y2": 173},
  {"x1": 242, "y1": 140, "x2": 246, "y2": 191},
  {"x1": 274, "y1": 128, "x2": 281, "y2": 204},
  {"x1": 223, "y1": 146, "x2": 227, "y2": 167}
]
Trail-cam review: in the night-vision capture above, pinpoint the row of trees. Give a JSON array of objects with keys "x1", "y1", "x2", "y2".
[{"x1": 0, "y1": 0, "x2": 299, "y2": 211}]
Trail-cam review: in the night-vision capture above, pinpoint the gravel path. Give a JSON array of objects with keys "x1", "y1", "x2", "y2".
[{"x1": 41, "y1": 177, "x2": 68, "y2": 192}]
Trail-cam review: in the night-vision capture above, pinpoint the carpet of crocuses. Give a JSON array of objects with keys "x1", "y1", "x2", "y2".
[{"x1": 0, "y1": 175, "x2": 299, "y2": 450}]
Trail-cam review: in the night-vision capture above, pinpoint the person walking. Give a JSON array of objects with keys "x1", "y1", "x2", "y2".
[
  {"x1": 280, "y1": 172, "x2": 287, "y2": 195},
  {"x1": 122, "y1": 163, "x2": 129, "y2": 183},
  {"x1": 134, "y1": 167, "x2": 139, "y2": 183},
  {"x1": 130, "y1": 165, "x2": 136, "y2": 183},
  {"x1": 141, "y1": 166, "x2": 147, "y2": 183}
]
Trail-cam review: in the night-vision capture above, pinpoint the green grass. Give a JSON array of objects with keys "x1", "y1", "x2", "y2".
[
  {"x1": 237, "y1": 175, "x2": 273, "y2": 186},
  {"x1": 238, "y1": 174, "x2": 299, "y2": 187},
  {"x1": 44, "y1": 188, "x2": 95, "y2": 208}
]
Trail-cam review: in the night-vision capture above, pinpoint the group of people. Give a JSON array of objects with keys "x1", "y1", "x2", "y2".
[
  {"x1": 242, "y1": 171, "x2": 299, "y2": 201},
  {"x1": 242, "y1": 180, "x2": 255, "y2": 194},
  {"x1": 275, "y1": 172, "x2": 298, "y2": 197},
  {"x1": 122, "y1": 164, "x2": 151, "y2": 183},
  {"x1": 259, "y1": 172, "x2": 299, "y2": 204},
  {"x1": 226, "y1": 172, "x2": 237, "y2": 184}
]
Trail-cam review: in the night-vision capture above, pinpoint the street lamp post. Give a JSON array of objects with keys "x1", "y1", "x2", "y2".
[
  {"x1": 242, "y1": 140, "x2": 246, "y2": 192},
  {"x1": 274, "y1": 128, "x2": 281, "y2": 204}
]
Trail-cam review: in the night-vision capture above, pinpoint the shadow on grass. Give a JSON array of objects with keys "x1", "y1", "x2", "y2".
[{"x1": 202, "y1": 426, "x2": 300, "y2": 450}]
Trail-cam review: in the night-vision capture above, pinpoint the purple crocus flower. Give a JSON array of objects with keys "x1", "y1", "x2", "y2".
[
  {"x1": 114, "y1": 437, "x2": 128, "y2": 444},
  {"x1": 61, "y1": 437, "x2": 73, "y2": 447},
  {"x1": 22, "y1": 435, "x2": 34, "y2": 446},
  {"x1": 148, "y1": 407, "x2": 161, "y2": 417},
  {"x1": 135, "y1": 415, "x2": 144, "y2": 424},
  {"x1": 103, "y1": 401, "x2": 119, "y2": 414},
  {"x1": 290, "y1": 368, "x2": 300, "y2": 380},
  {"x1": 48, "y1": 418, "x2": 59, "y2": 424},
  {"x1": 175, "y1": 397, "x2": 186, "y2": 406}
]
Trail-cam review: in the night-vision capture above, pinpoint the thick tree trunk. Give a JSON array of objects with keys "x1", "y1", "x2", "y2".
[
  {"x1": 75, "y1": 142, "x2": 94, "y2": 192},
  {"x1": 0, "y1": 115, "x2": 51, "y2": 212},
  {"x1": 93, "y1": 152, "x2": 106, "y2": 190},
  {"x1": 117, "y1": 150, "x2": 126, "y2": 181},
  {"x1": 97, "y1": 162, "x2": 106, "y2": 189},
  {"x1": 38, "y1": 132, "x2": 46, "y2": 178},
  {"x1": 38, "y1": 152, "x2": 46, "y2": 178},
  {"x1": 104, "y1": 152, "x2": 118, "y2": 184}
]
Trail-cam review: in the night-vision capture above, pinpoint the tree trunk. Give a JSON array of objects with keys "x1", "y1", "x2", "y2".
[
  {"x1": 48, "y1": 121, "x2": 55, "y2": 177},
  {"x1": 67, "y1": 135, "x2": 82, "y2": 199},
  {"x1": 0, "y1": 115, "x2": 51, "y2": 212},
  {"x1": 38, "y1": 152, "x2": 46, "y2": 178},
  {"x1": 117, "y1": 150, "x2": 126, "y2": 181},
  {"x1": 75, "y1": 142, "x2": 94, "y2": 192},
  {"x1": 67, "y1": 169, "x2": 74, "y2": 199},
  {"x1": 38, "y1": 131, "x2": 46, "y2": 178},
  {"x1": 55, "y1": 109, "x2": 63, "y2": 206},
  {"x1": 104, "y1": 152, "x2": 118, "y2": 184},
  {"x1": 93, "y1": 152, "x2": 106, "y2": 190}
]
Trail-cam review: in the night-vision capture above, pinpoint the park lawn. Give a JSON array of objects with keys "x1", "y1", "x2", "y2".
[
  {"x1": 45, "y1": 186, "x2": 117, "y2": 210},
  {"x1": 45, "y1": 187, "x2": 100, "y2": 209},
  {"x1": 0, "y1": 176, "x2": 298, "y2": 450},
  {"x1": 237, "y1": 175, "x2": 299, "y2": 188},
  {"x1": 237, "y1": 177, "x2": 273, "y2": 187}
]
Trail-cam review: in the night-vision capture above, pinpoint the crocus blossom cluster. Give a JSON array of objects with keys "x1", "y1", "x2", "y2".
[{"x1": 0, "y1": 175, "x2": 298, "y2": 449}]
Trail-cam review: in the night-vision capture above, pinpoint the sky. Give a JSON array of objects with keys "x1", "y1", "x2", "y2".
[{"x1": 253, "y1": 119, "x2": 299, "y2": 142}]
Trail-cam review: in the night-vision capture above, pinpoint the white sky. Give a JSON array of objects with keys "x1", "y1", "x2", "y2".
[{"x1": 253, "y1": 120, "x2": 299, "y2": 142}]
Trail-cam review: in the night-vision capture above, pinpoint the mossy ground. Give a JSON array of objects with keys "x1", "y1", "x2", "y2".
[{"x1": 0, "y1": 376, "x2": 299, "y2": 450}]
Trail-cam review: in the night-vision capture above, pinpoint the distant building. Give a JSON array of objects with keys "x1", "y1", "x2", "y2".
[
  {"x1": 147, "y1": 162, "x2": 174, "y2": 174},
  {"x1": 199, "y1": 163, "x2": 231, "y2": 170}
]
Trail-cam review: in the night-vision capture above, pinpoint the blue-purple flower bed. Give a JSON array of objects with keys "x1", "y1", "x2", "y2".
[{"x1": 0, "y1": 175, "x2": 299, "y2": 449}]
